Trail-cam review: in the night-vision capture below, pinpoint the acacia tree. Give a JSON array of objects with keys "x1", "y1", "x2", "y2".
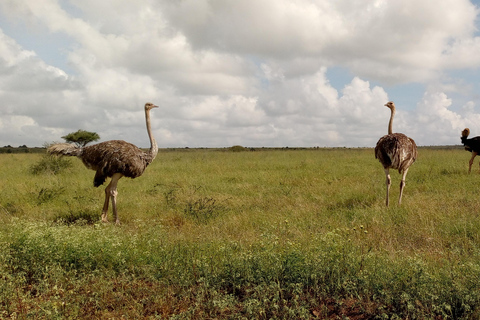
[{"x1": 62, "y1": 129, "x2": 100, "y2": 147}]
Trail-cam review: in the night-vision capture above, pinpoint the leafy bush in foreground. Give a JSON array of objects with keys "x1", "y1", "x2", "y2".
[
  {"x1": 1, "y1": 221, "x2": 479, "y2": 319},
  {"x1": 30, "y1": 154, "x2": 72, "y2": 175}
]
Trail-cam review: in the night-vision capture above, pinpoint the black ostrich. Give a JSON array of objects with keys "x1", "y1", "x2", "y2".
[{"x1": 461, "y1": 128, "x2": 480, "y2": 173}]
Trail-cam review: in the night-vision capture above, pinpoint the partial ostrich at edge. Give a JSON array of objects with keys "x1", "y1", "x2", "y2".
[
  {"x1": 48, "y1": 102, "x2": 159, "y2": 224},
  {"x1": 461, "y1": 128, "x2": 480, "y2": 173},
  {"x1": 375, "y1": 101, "x2": 417, "y2": 206}
]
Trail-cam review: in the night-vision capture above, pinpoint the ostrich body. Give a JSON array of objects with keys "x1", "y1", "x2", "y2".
[
  {"x1": 48, "y1": 102, "x2": 159, "y2": 224},
  {"x1": 461, "y1": 128, "x2": 480, "y2": 173},
  {"x1": 375, "y1": 101, "x2": 417, "y2": 206}
]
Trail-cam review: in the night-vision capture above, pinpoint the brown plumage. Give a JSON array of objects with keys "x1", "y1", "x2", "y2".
[
  {"x1": 375, "y1": 101, "x2": 417, "y2": 206},
  {"x1": 461, "y1": 128, "x2": 480, "y2": 173},
  {"x1": 48, "y1": 102, "x2": 159, "y2": 224}
]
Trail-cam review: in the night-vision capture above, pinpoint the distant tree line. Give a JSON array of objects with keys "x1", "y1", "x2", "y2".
[
  {"x1": 0, "y1": 129, "x2": 101, "y2": 154},
  {"x1": 0, "y1": 145, "x2": 33, "y2": 153}
]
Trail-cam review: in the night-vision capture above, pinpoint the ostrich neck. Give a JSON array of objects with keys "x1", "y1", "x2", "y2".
[
  {"x1": 145, "y1": 108, "x2": 158, "y2": 160},
  {"x1": 388, "y1": 108, "x2": 395, "y2": 135}
]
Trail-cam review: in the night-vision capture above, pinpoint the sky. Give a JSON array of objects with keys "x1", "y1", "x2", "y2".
[{"x1": 2, "y1": 1, "x2": 480, "y2": 148}]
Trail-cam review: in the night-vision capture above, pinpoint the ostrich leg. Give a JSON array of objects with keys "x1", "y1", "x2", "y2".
[
  {"x1": 469, "y1": 152, "x2": 477, "y2": 173},
  {"x1": 101, "y1": 186, "x2": 110, "y2": 223},
  {"x1": 110, "y1": 173, "x2": 123, "y2": 225},
  {"x1": 384, "y1": 168, "x2": 391, "y2": 207},
  {"x1": 102, "y1": 173, "x2": 123, "y2": 224},
  {"x1": 398, "y1": 168, "x2": 409, "y2": 205}
]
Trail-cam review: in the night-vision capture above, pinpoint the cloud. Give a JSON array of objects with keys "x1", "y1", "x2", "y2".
[
  {"x1": 406, "y1": 90, "x2": 480, "y2": 145},
  {"x1": 161, "y1": 0, "x2": 480, "y2": 83},
  {"x1": 1, "y1": 0, "x2": 480, "y2": 148},
  {"x1": 0, "y1": 29, "x2": 83, "y2": 146}
]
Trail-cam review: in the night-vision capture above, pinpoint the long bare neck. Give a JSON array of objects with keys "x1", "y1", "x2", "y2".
[
  {"x1": 145, "y1": 108, "x2": 158, "y2": 161},
  {"x1": 388, "y1": 107, "x2": 395, "y2": 135}
]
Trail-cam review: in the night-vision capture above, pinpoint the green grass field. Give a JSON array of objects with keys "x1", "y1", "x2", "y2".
[{"x1": 1, "y1": 147, "x2": 480, "y2": 319}]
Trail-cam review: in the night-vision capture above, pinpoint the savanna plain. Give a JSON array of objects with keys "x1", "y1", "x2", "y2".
[{"x1": 1, "y1": 147, "x2": 480, "y2": 319}]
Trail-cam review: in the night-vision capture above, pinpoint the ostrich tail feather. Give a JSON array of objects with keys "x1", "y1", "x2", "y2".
[{"x1": 47, "y1": 143, "x2": 82, "y2": 157}]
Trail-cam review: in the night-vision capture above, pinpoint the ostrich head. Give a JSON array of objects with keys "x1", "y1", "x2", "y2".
[
  {"x1": 384, "y1": 101, "x2": 395, "y2": 110},
  {"x1": 145, "y1": 102, "x2": 159, "y2": 111},
  {"x1": 462, "y1": 128, "x2": 470, "y2": 138}
]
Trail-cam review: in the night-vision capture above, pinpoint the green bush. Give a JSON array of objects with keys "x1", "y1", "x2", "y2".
[
  {"x1": 229, "y1": 145, "x2": 247, "y2": 152},
  {"x1": 184, "y1": 196, "x2": 223, "y2": 222},
  {"x1": 53, "y1": 209, "x2": 99, "y2": 225},
  {"x1": 30, "y1": 154, "x2": 72, "y2": 175},
  {"x1": 36, "y1": 186, "x2": 65, "y2": 205}
]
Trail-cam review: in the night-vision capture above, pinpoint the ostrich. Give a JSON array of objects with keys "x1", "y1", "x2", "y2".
[
  {"x1": 375, "y1": 101, "x2": 417, "y2": 206},
  {"x1": 461, "y1": 128, "x2": 480, "y2": 173},
  {"x1": 48, "y1": 102, "x2": 159, "y2": 224}
]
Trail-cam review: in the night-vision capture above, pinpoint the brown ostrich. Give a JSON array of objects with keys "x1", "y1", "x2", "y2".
[
  {"x1": 461, "y1": 128, "x2": 480, "y2": 173},
  {"x1": 375, "y1": 101, "x2": 417, "y2": 206},
  {"x1": 48, "y1": 102, "x2": 159, "y2": 224}
]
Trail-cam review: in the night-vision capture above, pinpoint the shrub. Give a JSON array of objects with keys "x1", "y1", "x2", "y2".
[
  {"x1": 184, "y1": 196, "x2": 222, "y2": 222},
  {"x1": 229, "y1": 145, "x2": 247, "y2": 152},
  {"x1": 30, "y1": 155, "x2": 72, "y2": 175},
  {"x1": 53, "y1": 209, "x2": 98, "y2": 225},
  {"x1": 36, "y1": 186, "x2": 65, "y2": 205}
]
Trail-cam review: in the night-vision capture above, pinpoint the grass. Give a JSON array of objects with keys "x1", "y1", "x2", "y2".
[{"x1": 1, "y1": 147, "x2": 480, "y2": 318}]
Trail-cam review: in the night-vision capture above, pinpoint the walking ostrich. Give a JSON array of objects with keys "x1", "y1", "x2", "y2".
[
  {"x1": 461, "y1": 128, "x2": 480, "y2": 173},
  {"x1": 375, "y1": 101, "x2": 417, "y2": 206},
  {"x1": 48, "y1": 102, "x2": 159, "y2": 224}
]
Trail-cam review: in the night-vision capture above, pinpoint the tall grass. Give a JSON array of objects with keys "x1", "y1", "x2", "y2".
[{"x1": 1, "y1": 148, "x2": 480, "y2": 318}]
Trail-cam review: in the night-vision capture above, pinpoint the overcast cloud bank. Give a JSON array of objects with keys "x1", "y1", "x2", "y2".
[{"x1": 1, "y1": 0, "x2": 480, "y2": 147}]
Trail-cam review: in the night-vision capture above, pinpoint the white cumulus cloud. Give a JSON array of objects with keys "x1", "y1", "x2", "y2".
[{"x1": 1, "y1": 0, "x2": 480, "y2": 148}]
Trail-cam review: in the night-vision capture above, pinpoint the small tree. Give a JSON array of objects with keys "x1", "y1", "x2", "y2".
[{"x1": 62, "y1": 129, "x2": 100, "y2": 147}]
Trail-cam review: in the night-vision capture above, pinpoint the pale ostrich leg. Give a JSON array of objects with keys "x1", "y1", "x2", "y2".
[{"x1": 102, "y1": 172, "x2": 123, "y2": 223}]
